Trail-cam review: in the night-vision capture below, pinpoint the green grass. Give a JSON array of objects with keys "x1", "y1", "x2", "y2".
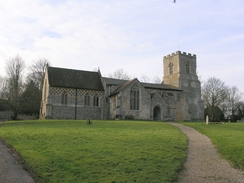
[
  {"x1": 182, "y1": 122, "x2": 244, "y2": 170},
  {"x1": 0, "y1": 120, "x2": 187, "y2": 183}
]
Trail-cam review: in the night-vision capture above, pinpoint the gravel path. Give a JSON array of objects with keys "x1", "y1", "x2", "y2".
[{"x1": 170, "y1": 122, "x2": 244, "y2": 183}]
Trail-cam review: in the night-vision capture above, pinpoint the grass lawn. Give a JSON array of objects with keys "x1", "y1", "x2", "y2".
[
  {"x1": 182, "y1": 122, "x2": 244, "y2": 170},
  {"x1": 0, "y1": 120, "x2": 187, "y2": 183}
]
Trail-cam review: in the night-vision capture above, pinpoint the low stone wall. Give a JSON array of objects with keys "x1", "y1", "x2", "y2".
[{"x1": 0, "y1": 111, "x2": 12, "y2": 121}]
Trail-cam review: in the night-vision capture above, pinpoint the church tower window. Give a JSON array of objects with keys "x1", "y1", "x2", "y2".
[
  {"x1": 61, "y1": 91, "x2": 68, "y2": 104},
  {"x1": 93, "y1": 95, "x2": 99, "y2": 106},
  {"x1": 84, "y1": 94, "x2": 90, "y2": 106},
  {"x1": 186, "y1": 62, "x2": 190, "y2": 73},
  {"x1": 169, "y1": 63, "x2": 174, "y2": 75},
  {"x1": 130, "y1": 84, "x2": 139, "y2": 110}
]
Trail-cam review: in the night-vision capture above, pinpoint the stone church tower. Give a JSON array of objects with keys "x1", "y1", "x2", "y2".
[{"x1": 163, "y1": 51, "x2": 204, "y2": 121}]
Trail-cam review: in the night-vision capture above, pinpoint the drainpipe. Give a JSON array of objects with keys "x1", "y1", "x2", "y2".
[{"x1": 75, "y1": 89, "x2": 77, "y2": 120}]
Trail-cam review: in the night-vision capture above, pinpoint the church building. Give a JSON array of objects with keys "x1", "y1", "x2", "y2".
[{"x1": 39, "y1": 51, "x2": 204, "y2": 121}]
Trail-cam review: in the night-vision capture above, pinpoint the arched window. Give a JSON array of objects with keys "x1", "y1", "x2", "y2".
[
  {"x1": 169, "y1": 63, "x2": 174, "y2": 75},
  {"x1": 186, "y1": 62, "x2": 190, "y2": 73},
  {"x1": 61, "y1": 91, "x2": 68, "y2": 104},
  {"x1": 84, "y1": 94, "x2": 90, "y2": 106},
  {"x1": 93, "y1": 95, "x2": 99, "y2": 106},
  {"x1": 130, "y1": 84, "x2": 139, "y2": 110}
]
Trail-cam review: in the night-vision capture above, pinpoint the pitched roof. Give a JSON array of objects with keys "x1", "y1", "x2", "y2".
[
  {"x1": 109, "y1": 79, "x2": 136, "y2": 96},
  {"x1": 104, "y1": 77, "x2": 181, "y2": 97},
  {"x1": 141, "y1": 83, "x2": 180, "y2": 91},
  {"x1": 102, "y1": 77, "x2": 127, "y2": 86},
  {"x1": 47, "y1": 66, "x2": 104, "y2": 91}
]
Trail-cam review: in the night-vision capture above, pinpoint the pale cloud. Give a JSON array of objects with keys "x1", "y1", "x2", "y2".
[{"x1": 0, "y1": 0, "x2": 244, "y2": 92}]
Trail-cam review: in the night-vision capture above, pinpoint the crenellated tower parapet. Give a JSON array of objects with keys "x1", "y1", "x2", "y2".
[{"x1": 163, "y1": 51, "x2": 196, "y2": 59}]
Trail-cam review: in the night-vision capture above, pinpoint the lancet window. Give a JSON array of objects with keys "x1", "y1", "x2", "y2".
[
  {"x1": 61, "y1": 91, "x2": 68, "y2": 104},
  {"x1": 93, "y1": 95, "x2": 99, "y2": 106},
  {"x1": 169, "y1": 63, "x2": 174, "y2": 75},
  {"x1": 130, "y1": 84, "x2": 139, "y2": 110},
  {"x1": 186, "y1": 62, "x2": 190, "y2": 73},
  {"x1": 84, "y1": 94, "x2": 90, "y2": 106}
]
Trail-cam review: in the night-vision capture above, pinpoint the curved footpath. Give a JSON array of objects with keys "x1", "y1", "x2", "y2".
[{"x1": 170, "y1": 122, "x2": 244, "y2": 183}]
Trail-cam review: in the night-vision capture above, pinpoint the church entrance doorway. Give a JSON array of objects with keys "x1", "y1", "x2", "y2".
[{"x1": 153, "y1": 106, "x2": 161, "y2": 121}]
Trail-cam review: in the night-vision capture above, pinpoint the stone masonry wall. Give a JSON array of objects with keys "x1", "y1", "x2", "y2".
[
  {"x1": 109, "y1": 81, "x2": 151, "y2": 120},
  {"x1": 47, "y1": 87, "x2": 104, "y2": 120}
]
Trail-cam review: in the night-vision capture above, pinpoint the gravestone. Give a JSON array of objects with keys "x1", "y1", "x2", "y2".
[
  {"x1": 206, "y1": 115, "x2": 209, "y2": 125},
  {"x1": 87, "y1": 119, "x2": 92, "y2": 125}
]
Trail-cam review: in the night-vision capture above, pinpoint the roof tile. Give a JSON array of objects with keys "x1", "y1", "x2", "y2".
[{"x1": 48, "y1": 67, "x2": 104, "y2": 91}]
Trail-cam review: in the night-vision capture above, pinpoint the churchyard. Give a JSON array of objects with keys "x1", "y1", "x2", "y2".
[
  {"x1": 1, "y1": 120, "x2": 244, "y2": 183},
  {"x1": 0, "y1": 120, "x2": 187, "y2": 183}
]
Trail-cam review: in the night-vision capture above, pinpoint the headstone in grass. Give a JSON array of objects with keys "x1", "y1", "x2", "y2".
[
  {"x1": 87, "y1": 119, "x2": 92, "y2": 125},
  {"x1": 206, "y1": 115, "x2": 209, "y2": 125}
]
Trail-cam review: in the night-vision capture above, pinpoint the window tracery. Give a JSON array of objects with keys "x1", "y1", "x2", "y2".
[{"x1": 130, "y1": 84, "x2": 139, "y2": 110}]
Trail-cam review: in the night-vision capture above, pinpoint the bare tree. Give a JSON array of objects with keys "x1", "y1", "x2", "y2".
[
  {"x1": 0, "y1": 76, "x2": 6, "y2": 109},
  {"x1": 108, "y1": 69, "x2": 131, "y2": 80},
  {"x1": 236, "y1": 101, "x2": 244, "y2": 117},
  {"x1": 0, "y1": 75, "x2": 5, "y2": 96},
  {"x1": 2, "y1": 55, "x2": 26, "y2": 119},
  {"x1": 140, "y1": 74, "x2": 150, "y2": 83},
  {"x1": 153, "y1": 76, "x2": 162, "y2": 84},
  {"x1": 202, "y1": 77, "x2": 228, "y2": 121},
  {"x1": 26, "y1": 58, "x2": 50, "y2": 89},
  {"x1": 226, "y1": 86, "x2": 243, "y2": 116}
]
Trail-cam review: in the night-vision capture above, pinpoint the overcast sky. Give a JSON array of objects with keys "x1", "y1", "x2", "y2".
[{"x1": 0, "y1": 0, "x2": 244, "y2": 92}]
